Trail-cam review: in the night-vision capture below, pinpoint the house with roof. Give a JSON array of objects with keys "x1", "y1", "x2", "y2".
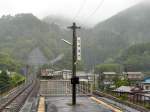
[
  {"x1": 113, "y1": 86, "x2": 133, "y2": 94},
  {"x1": 40, "y1": 69, "x2": 54, "y2": 79},
  {"x1": 102, "y1": 72, "x2": 120, "y2": 82},
  {"x1": 113, "y1": 86, "x2": 143, "y2": 94},
  {"x1": 62, "y1": 69, "x2": 72, "y2": 79},
  {"x1": 62, "y1": 70, "x2": 93, "y2": 80},
  {"x1": 76, "y1": 71, "x2": 93, "y2": 80},
  {"x1": 141, "y1": 77, "x2": 150, "y2": 90},
  {"x1": 113, "y1": 85, "x2": 144, "y2": 102},
  {"x1": 123, "y1": 72, "x2": 145, "y2": 85},
  {"x1": 98, "y1": 72, "x2": 118, "y2": 89}
]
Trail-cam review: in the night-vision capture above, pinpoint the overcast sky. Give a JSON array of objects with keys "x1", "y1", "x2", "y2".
[{"x1": 0, "y1": 0, "x2": 145, "y2": 26}]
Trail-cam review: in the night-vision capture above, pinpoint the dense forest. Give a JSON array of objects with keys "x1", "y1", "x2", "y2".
[{"x1": 116, "y1": 42, "x2": 150, "y2": 72}]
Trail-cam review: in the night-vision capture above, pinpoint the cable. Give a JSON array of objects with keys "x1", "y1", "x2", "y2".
[
  {"x1": 72, "y1": 0, "x2": 87, "y2": 21},
  {"x1": 83, "y1": 0, "x2": 105, "y2": 23}
]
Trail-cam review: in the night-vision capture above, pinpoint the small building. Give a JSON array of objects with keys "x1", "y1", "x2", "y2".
[
  {"x1": 53, "y1": 71, "x2": 63, "y2": 79},
  {"x1": 123, "y1": 72, "x2": 144, "y2": 84},
  {"x1": 40, "y1": 69, "x2": 54, "y2": 78},
  {"x1": 76, "y1": 71, "x2": 93, "y2": 80},
  {"x1": 113, "y1": 86, "x2": 143, "y2": 93},
  {"x1": 113, "y1": 86, "x2": 142, "y2": 99},
  {"x1": 98, "y1": 72, "x2": 118, "y2": 90},
  {"x1": 141, "y1": 77, "x2": 150, "y2": 90},
  {"x1": 62, "y1": 69, "x2": 72, "y2": 79},
  {"x1": 113, "y1": 85, "x2": 150, "y2": 103},
  {"x1": 61, "y1": 70, "x2": 94, "y2": 80},
  {"x1": 101, "y1": 72, "x2": 117, "y2": 84}
]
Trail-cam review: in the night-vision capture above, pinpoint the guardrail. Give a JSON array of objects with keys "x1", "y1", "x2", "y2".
[
  {"x1": 93, "y1": 90, "x2": 150, "y2": 112},
  {"x1": 40, "y1": 80, "x2": 93, "y2": 96}
]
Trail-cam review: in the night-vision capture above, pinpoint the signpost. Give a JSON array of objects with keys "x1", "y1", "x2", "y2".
[{"x1": 77, "y1": 37, "x2": 81, "y2": 61}]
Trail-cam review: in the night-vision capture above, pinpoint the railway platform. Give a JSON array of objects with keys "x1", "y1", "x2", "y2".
[{"x1": 44, "y1": 96, "x2": 121, "y2": 112}]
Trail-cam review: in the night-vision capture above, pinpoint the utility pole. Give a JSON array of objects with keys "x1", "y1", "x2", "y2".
[{"x1": 68, "y1": 22, "x2": 80, "y2": 105}]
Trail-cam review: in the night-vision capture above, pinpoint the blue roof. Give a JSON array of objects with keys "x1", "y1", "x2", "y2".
[{"x1": 142, "y1": 77, "x2": 150, "y2": 83}]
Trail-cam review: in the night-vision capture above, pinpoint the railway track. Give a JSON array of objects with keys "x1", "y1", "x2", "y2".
[{"x1": 0, "y1": 82, "x2": 36, "y2": 112}]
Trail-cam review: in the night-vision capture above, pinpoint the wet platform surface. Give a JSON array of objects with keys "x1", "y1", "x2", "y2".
[{"x1": 45, "y1": 97, "x2": 113, "y2": 112}]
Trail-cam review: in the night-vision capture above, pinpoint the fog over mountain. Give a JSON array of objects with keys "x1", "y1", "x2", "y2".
[{"x1": 0, "y1": 2, "x2": 150, "y2": 70}]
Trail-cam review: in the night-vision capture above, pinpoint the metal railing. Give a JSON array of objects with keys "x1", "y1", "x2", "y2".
[{"x1": 40, "y1": 80, "x2": 93, "y2": 96}]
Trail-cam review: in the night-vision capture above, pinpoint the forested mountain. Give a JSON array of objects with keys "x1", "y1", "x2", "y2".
[
  {"x1": 116, "y1": 42, "x2": 150, "y2": 71},
  {"x1": 0, "y1": 14, "x2": 47, "y2": 61},
  {"x1": 81, "y1": 2, "x2": 150, "y2": 68},
  {"x1": 0, "y1": 2, "x2": 150, "y2": 70},
  {"x1": 0, "y1": 52, "x2": 21, "y2": 71},
  {"x1": 0, "y1": 14, "x2": 71, "y2": 66},
  {"x1": 94, "y1": 2, "x2": 150, "y2": 44}
]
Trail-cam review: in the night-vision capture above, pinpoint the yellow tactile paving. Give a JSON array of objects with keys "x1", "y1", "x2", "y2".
[
  {"x1": 90, "y1": 97, "x2": 122, "y2": 112},
  {"x1": 38, "y1": 97, "x2": 45, "y2": 112}
]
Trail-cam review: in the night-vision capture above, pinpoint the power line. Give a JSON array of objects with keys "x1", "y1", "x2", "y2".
[
  {"x1": 73, "y1": 0, "x2": 87, "y2": 21},
  {"x1": 83, "y1": 0, "x2": 105, "y2": 22}
]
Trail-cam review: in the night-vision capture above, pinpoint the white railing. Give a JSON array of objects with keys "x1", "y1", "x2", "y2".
[{"x1": 40, "y1": 80, "x2": 93, "y2": 96}]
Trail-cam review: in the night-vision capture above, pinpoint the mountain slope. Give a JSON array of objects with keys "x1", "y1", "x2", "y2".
[
  {"x1": 116, "y1": 42, "x2": 150, "y2": 71},
  {"x1": 81, "y1": 2, "x2": 150, "y2": 68},
  {"x1": 1, "y1": 2, "x2": 150, "y2": 70},
  {"x1": 94, "y1": 2, "x2": 150, "y2": 44},
  {"x1": 0, "y1": 13, "x2": 70, "y2": 64}
]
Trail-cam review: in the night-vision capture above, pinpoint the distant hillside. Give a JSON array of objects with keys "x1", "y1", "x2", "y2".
[
  {"x1": 0, "y1": 13, "x2": 71, "y2": 67},
  {"x1": 94, "y1": 2, "x2": 150, "y2": 44},
  {"x1": 81, "y1": 2, "x2": 150, "y2": 68},
  {"x1": 0, "y1": 52, "x2": 21, "y2": 71},
  {"x1": 116, "y1": 42, "x2": 150, "y2": 71}
]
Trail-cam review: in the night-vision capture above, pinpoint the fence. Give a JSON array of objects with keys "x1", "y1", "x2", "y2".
[{"x1": 40, "y1": 80, "x2": 93, "y2": 96}]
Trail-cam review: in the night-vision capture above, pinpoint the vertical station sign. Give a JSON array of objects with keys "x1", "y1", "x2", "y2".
[{"x1": 77, "y1": 37, "x2": 81, "y2": 61}]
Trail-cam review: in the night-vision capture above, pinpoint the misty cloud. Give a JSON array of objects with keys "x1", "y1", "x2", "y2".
[{"x1": 0, "y1": 0, "x2": 145, "y2": 26}]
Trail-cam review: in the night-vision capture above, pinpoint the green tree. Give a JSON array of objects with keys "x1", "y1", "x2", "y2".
[
  {"x1": 94, "y1": 63, "x2": 121, "y2": 74},
  {"x1": 117, "y1": 42, "x2": 150, "y2": 71},
  {"x1": 113, "y1": 76, "x2": 129, "y2": 88},
  {"x1": 0, "y1": 70, "x2": 10, "y2": 88},
  {"x1": 10, "y1": 72, "x2": 25, "y2": 86}
]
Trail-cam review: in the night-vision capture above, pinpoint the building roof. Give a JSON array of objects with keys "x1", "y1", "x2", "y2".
[
  {"x1": 141, "y1": 93, "x2": 150, "y2": 97},
  {"x1": 113, "y1": 86, "x2": 132, "y2": 93},
  {"x1": 54, "y1": 71, "x2": 62, "y2": 73},
  {"x1": 142, "y1": 90, "x2": 150, "y2": 93},
  {"x1": 123, "y1": 72, "x2": 143, "y2": 75},
  {"x1": 62, "y1": 69, "x2": 71, "y2": 72},
  {"x1": 141, "y1": 77, "x2": 150, "y2": 84},
  {"x1": 45, "y1": 69, "x2": 54, "y2": 71},
  {"x1": 103, "y1": 72, "x2": 116, "y2": 75},
  {"x1": 113, "y1": 86, "x2": 143, "y2": 93},
  {"x1": 76, "y1": 71, "x2": 93, "y2": 76}
]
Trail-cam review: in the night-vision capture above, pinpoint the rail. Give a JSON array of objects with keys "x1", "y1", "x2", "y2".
[{"x1": 0, "y1": 82, "x2": 35, "y2": 112}]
